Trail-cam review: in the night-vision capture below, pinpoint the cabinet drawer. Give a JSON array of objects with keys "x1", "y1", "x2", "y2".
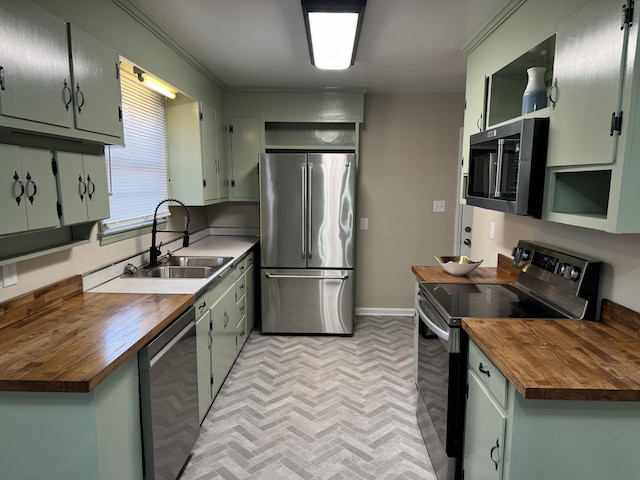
[
  {"x1": 468, "y1": 341, "x2": 508, "y2": 408},
  {"x1": 236, "y1": 294, "x2": 246, "y2": 321},
  {"x1": 236, "y1": 272, "x2": 246, "y2": 301}
]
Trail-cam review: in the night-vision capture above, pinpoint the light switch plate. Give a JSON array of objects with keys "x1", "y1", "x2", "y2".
[
  {"x1": 433, "y1": 200, "x2": 445, "y2": 212},
  {"x1": 489, "y1": 222, "x2": 496, "y2": 239},
  {"x1": 2, "y1": 263, "x2": 17, "y2": 287},
  {"x1": 360, "y1": 218, "x2": 369, "y2": 230}
]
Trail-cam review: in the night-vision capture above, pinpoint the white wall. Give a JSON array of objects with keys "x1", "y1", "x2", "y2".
[
  {"x1": 357, "y1": 93, "x2": 464, "y2": 309},
  {"x1": 471, "y1": 208, "x2": 640, "y2": 313}
]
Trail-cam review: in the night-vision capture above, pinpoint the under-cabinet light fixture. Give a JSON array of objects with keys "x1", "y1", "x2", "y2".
[
  {"x1": 132, "y1": 66, "x2": 176, "y2": 99},
  {"x1": 301, "y1": 0, "x2": 366, "y2": 70}
]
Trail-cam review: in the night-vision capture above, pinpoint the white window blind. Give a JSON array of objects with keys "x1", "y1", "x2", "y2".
[{"x1": 102, "y1": 70, "x2": 169, "y2": 232}]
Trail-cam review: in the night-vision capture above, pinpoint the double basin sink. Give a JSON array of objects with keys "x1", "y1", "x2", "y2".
[{"x1": 129, "y1": 256, "x2": 233, "y2": 279}]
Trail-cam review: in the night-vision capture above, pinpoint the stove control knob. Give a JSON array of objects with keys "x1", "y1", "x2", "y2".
[
  {"x1": 512, "y1": 247, "x2": 531, "y2": 262},
  {"x1": 559, "y1": 263, "x2": 569, "y2": 277},
  {"x1": 569, "y1": 266, "x2": 581, "y2": 281}
]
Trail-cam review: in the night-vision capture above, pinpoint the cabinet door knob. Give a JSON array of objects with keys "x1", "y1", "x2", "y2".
[
  {"x1": 490, "y1": 438, "x2": 500, "y2": 470},
  {"x1": 549, "y1": 78, "x2": 558, "y2": 110},
  {"x1": 478, "y1": 362, "x2": 491, "y2": 377}
]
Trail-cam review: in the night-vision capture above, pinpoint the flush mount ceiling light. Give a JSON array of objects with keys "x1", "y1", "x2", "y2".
[
  {"x1": 132, "y1": 66, "x2": 176, "y2": 99},
  {"x1": 301, "y1": 0, "x2": 366, "y2": 70}
]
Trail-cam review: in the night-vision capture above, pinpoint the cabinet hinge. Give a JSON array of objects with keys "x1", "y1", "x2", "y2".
[
  {"x1": 203, "y1": 179, "x2": 207, "y2": 187},
  {"x1": 610, "y1": 111, "x2": 624, "y2": 136},
  {"x1": 115, "y1": 62, "x2": 120, "y2": 80},
  {"x1": 229, "y1": 124, "x2": 234, "y2": 134},
  {"x1": 210, "y1": 375, "x2": 214, "y2": 385},
  {"x1": 622, "y1": 2, "x2": 634, "y2": 29},
  {"x1": 56, "y1": 201, "x2": 62, "y2": 219},
  {"x1": 51, "y1": 157, "x2": 58, "y2": 176},
  {"x1": 199, "y1": 111, "x2": 203, "y2": 121},
  {"x1": 0, "y1": 66, "x2": 5, "y2": 90},
  {"x1": 464, "y1": 98, "x2": 467, "y2": 110},
  {"x1": 231, "y1": 179, "x2": 236, "y2": 188},
  {"x1": 118, "y1": 106, "x2": 123, "y2": 122}
]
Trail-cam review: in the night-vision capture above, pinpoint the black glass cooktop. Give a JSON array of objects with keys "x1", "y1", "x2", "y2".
[{"x1": 419, "y1": 282, "x2": 569, "y2": 323}]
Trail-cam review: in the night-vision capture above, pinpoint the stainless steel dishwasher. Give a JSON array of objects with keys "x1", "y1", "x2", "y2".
[{"x1": 139, "y1": 306, "x2": 199, "y2": 480}]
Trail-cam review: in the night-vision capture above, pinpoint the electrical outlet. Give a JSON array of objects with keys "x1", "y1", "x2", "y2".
[
  {"x1": 433, "y1": 200, "x2": 445, "y2": 212},
  {"x1": 360, "y1": 218, "x2": 369, "y2": 230},
  {"x1": 489, "y1": 222, "x2": 496, "y2": 239},
  {"x1": 2, "y1": 263, "x2": 18, "y2": 287}
]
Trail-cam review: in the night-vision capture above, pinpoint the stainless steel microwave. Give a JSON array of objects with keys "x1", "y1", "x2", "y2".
[{"x1": 466, "y1": 118, "x2": 549, "y2": 217}]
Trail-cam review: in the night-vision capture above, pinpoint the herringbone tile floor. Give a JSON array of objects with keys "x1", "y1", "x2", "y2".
[{"x1": 181, "y1": 316, "x2": 435, "y2": 480}]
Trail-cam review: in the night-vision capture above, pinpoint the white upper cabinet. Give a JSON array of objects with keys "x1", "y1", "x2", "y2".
[{"x1": 0, "y1": 0, "x2": 123, "y2": 144}]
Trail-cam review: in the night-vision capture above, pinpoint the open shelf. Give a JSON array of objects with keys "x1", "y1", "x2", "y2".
[
  {"x1": 265, "y1": 122, "x2": 356, "y2": 149},
  {"x1": 551, "y1": 170, "x2": 611, "y2": 217},
  {"x1": 488, "y1": 36, "x2": 556, "y2": 127}
]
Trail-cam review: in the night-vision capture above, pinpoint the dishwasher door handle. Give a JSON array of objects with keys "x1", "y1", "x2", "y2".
[{"x1": 149, "y1": 321, "x2": 195, "y2": 368}]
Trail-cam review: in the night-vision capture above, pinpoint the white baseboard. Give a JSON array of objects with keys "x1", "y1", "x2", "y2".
[{"x1": 355, "y1": 307, "x2": 414, "y2": 317}]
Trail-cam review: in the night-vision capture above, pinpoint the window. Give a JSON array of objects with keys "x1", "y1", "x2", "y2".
[{"x1": 100, "y1": 68, "x2": 169, "y2": 239}]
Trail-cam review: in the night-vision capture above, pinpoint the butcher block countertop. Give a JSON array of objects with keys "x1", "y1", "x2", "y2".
[
  {"x1": 412, "y1": 253, "x2": 518, "y2": 284},
  {"x1": 463, "y1": 300, "x2": 640, "y2": 402},
  {"x1": 0, "y1": 276, "x2": 194, "y2": 393}
]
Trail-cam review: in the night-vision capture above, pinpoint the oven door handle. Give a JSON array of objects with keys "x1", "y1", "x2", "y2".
[{"x1": 416, "y1": 298, "x2": 449, "y2": 342}]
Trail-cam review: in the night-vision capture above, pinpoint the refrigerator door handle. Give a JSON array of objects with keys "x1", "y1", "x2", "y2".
[
  {"x1": 265, "y1": 273, "x2": 350, "y2": 280},
  {"x1": 301, "y1": 163, "x2": 307, "y2": 259},
  {"x1": 307, "y1": 162, "x2": 313, "y2": 259}
]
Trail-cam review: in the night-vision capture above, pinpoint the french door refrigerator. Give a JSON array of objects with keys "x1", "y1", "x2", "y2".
[{"x1": 260, "y1": 152, "x2": 356, "y2": 334}]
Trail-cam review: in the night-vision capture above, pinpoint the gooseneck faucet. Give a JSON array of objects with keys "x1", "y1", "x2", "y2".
[{"x1": 150, "y1": 198, "x2": 191, "y2": 267}]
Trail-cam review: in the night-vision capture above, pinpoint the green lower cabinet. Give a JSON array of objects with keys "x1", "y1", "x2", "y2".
[
  {"x1": 463, "y1": 340, "x2": 640, "y2": 480},
  {"x1": 464, "y1": 371, "x2": 506, "y2": 480},
  {"x1": 195, "y1": 308, "x2": 213, "y2": 423},
  {"x1": 211, "y1": 284, "x2": 237, "y2": 397},
  {"x1": 0, "y1": 357, "x2": 142, "y2": 480}
]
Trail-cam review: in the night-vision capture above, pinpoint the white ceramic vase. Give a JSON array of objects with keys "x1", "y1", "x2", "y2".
[{"x1": 521, "y1": 67, "x2": 547, "y2": 115}]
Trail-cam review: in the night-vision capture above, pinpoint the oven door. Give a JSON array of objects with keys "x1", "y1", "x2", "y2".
[{"x1": 416, "y1": 292, "x2": 462, "y2": 480}]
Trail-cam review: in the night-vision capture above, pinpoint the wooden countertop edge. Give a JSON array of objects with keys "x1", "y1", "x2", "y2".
[
  {"x1": 0, "y1": 292, "x2": 195, "y2": 393},
  {"x1": 412, "y1": 254, "x2": 518, "y2": 284},
  {"x1": 84, "y1": 292, "x2": 195, "y2": 393},
  {"x1": 463, "y1": 317, "x2": 640, "y2": 402}
]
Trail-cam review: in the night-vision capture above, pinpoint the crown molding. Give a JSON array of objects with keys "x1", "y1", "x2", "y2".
[
  {"x1": 112, "y1": 0, "x2": 227, "y2": 90},
  {"x1": 461, "y1": 0, "x2": 527, "y2": 56}
]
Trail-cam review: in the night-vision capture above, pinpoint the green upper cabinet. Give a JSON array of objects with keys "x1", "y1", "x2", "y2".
[
  {"x1": 229, "y1": 116, "x2": 260, "y2": 201},
  {"x1": 67, "y1": 24, "x2": 123, "y2": 139},
  {"x1": 55, "y1": 151, "x2": 110, "y2": 226},
  {"x1": 546, "y1": 0, "x2": 627, "y2": 168},
  {"x1": 0, "y1": 0, "x2": 123, "y2": 144},
  {"x1": 543, "y1": 0, "x2": 640, "y2": 232},
  {"x1": 0, "y1": 1, "x2": 73, "y2": 129},
  {"x1": 0, "y1": 144, "x2": 60, "y2": 236},
  {"x1": 167, "y1": 98, "x2": 227, "y2": 206}
]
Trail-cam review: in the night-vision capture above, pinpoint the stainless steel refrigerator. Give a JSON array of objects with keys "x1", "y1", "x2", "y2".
[{"x1": 260, "y1": 152, "x2": 356, "y2": 335}]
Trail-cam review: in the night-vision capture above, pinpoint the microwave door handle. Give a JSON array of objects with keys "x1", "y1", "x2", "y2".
[
  {"x1": 494, "y1": 139, "x2": 505, "y2": 198},
  {"x1": 488, "y1": 153, "x2": 497, "y2": 198}
]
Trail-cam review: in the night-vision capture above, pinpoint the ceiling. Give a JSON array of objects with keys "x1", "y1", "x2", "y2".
[{"x1": 129, "y1": 0, "x2": 508, "y2": 94}]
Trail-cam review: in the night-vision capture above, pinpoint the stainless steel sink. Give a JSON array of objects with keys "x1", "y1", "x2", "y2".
[
  {"x1": 164, "y1": 256, "x2": 233, "y2": 268},
  {"x1": 138, "y1": 266, "x2": 216, "y2": 278},
  {"x1": 126, "y1": 255, "x2": 233, "y2": 279}
]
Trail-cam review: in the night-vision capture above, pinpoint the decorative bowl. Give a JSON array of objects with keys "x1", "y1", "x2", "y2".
[{"x1": 435, "y1": 256, "x2": 484, "y2": 276}]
